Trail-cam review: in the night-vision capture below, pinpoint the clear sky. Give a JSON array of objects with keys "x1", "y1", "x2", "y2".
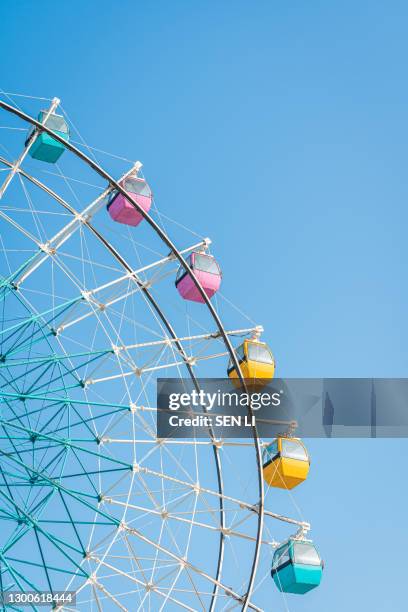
[{"x1": 1, "y1": 1, "x2": 408, "y2": 610}]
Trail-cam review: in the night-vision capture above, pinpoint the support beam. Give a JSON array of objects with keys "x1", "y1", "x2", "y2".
[{"x1": 16, "y1": 162, "x2": 142, "y2": 286}]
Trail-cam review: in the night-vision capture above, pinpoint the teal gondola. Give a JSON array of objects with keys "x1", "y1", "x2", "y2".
[
  {"x1": 271, "y1": 539, "x2": 323, "y2": 594},
  {"x1": 26, "y1": 111, "x2": 69, "y2": 163}
]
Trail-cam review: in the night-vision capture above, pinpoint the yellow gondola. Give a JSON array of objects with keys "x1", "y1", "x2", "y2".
[
  {"x1": 262, "y1": 437, "x2": 310, "y2": 489},
  {"x1": 227, "y1": 338, "x2": 275, "y2": 385}
]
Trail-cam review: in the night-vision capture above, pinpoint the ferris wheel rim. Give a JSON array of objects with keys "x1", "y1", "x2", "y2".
[
  {"x1": 0, "y1": 152, "x2": 229, "y2": 611},
  {"x1": 0, "y1": 99, "x2": 265, "y2": 611}
]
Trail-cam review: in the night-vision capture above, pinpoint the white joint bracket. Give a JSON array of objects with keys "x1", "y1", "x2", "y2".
[
  {"x1": 131, "y1": 161, "x2": 143, "y2": 176},
  {"x1": 252, "y1": 325, "x2": 264, "y2": 340}
]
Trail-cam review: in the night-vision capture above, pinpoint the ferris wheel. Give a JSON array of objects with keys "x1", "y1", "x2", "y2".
[{"x1": 0, "y1": 92, "x2": 322, "y2": 611}]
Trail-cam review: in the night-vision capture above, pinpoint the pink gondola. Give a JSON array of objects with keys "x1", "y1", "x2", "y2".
[
  {"x1": 175, "y1": 252, "x2": 222, "y2": 303},
  {"x1": 107, "y1": 176, "x2": 152, "y2": 226}
]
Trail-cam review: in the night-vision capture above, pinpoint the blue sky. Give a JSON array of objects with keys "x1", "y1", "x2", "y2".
[{"x1": 1, "y1": 1, "x2": 408, "y2": 610}]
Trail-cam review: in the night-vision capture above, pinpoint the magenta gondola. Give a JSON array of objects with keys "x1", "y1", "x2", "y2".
[
  {"x1": 175, "y1": 252, "x2": 221, "y2": 303},
  {"x1": 107, "y1": 176, "x2": 152, "y2": 226}
]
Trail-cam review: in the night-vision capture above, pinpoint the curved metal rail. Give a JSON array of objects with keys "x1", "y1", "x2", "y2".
[{"x1": 0, "y1": 100, "x2": 265, "y2": 611}]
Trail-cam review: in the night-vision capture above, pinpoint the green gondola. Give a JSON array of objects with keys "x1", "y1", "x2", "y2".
[
  {"x1": 26, "y1": 111, "x2": 69, "y2": 163},
  {"x1": 272, "y1": 539, "x2": 323, "y2": 594}
]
